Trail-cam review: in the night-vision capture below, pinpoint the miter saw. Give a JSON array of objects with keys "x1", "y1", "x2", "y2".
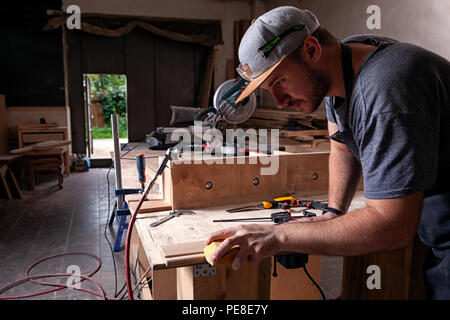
[{"x1": 196, "y1": 77, "x2": 256, "y2": 129}]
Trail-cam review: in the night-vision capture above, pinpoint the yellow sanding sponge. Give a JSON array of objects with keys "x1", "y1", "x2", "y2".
[{"x1": 204, "y1": 241, "x2": 240, "y2": 266}]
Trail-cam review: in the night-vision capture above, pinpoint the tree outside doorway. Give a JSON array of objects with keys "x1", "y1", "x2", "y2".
[{"x1": 84, "y1": 74, "x2": 128, "y2": 159}]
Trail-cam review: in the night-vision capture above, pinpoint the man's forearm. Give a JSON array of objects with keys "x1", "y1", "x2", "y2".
[
  {"x1": 276, "y1": 204, "x2": 413, "y2": 256},
  {"x1": 328, "y1": 143, "x2": 362, "y2": 213}
]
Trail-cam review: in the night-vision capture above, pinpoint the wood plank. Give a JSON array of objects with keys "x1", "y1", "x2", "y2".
[
  {"x1": 128, "y1": 199, "x2": 172, "y2": 213},
  {"x1": 10, "y1": 140, "x2": 71, "y2": 154},
  {"x1": 160, "y1": 240, "x2": 205, "y2": 258}
]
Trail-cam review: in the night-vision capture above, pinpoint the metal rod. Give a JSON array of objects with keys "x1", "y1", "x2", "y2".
[
  {"x1": 111, "y1": 114, "x2": 124, "y2": 209},
  {"x1": 213, "y1": 215, "x2": 308, "y2": 223}
]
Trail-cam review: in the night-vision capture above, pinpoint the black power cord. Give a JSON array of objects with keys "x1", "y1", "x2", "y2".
[
  {"x1": 104, "y1": 141, "x2": 143, "y2": 299},
  {"x1": 303, "y1": 265, "x2": 326, "y2": 300}
]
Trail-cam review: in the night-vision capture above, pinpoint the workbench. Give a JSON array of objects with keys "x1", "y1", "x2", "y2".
[
  {"x1": 129, "y1": 192, "x2": 366, "y2": 300},
  {"x1": 117, "y1": 142, "x2": 421, "y2": 300},
  {"x1": 117, "y1": 144, "x2": 334, "y2": 299}
]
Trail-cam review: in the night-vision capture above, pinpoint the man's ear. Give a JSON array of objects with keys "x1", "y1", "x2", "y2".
[{"x1": 302, "y1": 36, "x2": 322, "y2": 64}]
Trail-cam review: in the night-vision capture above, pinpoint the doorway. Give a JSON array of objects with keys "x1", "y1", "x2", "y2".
[{"x1": 83, "y1": 73, "x2": 128, "y2": 159}]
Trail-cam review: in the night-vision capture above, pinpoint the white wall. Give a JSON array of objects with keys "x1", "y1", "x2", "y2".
[
  {"x1": 268, "y1": 0, "x2": 450, "y2": 60},
  {"x1": 61, "y1": 0, "x2": 268, "y2": 90}
]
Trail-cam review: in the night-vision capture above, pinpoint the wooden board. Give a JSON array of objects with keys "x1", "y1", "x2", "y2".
[
  {"x1": 135, "y1": 201, "x2": 324, "y2": 269},
  {"x1": 169, "y1": 151, "x2": 330, "y2": 210},
  {"x1": 10, "y1": 140, "x2": 71, "y2": 154}
]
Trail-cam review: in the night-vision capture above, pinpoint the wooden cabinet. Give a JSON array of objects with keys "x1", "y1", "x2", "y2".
[{"x1": 17, "y1": 124, "x2": 70, "y2": 176}]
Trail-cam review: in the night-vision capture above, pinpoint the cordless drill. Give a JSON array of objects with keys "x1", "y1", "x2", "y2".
[{"x1": 273, "y1": 211, "x2": 309, "y2": 277}]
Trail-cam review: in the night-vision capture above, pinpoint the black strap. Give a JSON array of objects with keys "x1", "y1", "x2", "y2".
[
  {"x1": 322, "y1": 207, "x2": 343, "y2": 215},
  {"x1": 323, "y1": 43, "x2": 354, "y2": 217},
  {"x1": 340, "y1": 42, "x2": 354, "y2": 102}
]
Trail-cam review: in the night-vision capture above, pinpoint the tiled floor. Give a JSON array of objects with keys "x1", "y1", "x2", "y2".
[
  {"x1": 0, "y1": 168, "x2": 342, "y2": 300},
  {"x1": 0, "y1": 169, "x2": 126, "y2": 300}
]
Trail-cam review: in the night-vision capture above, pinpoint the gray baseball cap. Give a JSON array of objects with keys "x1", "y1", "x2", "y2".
[{"x1": 235, "y1": 6, "x2": 320, "y2": 103}]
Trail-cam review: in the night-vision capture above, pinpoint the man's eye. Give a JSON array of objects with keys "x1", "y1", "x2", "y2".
[{"x1": 274, "y1": 80, "x2": 283, "y2": 87}]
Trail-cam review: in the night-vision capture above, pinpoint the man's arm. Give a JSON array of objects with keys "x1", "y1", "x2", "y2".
[
  {"x1": 206, "y1": 191, "x2": 423, "y2": 270},
  {"x1": 299, "y1": 121, "x2": 362, "y2": 223},
  {"x1": 327, "y1": 121, "x2": 362, "y2": 213}
]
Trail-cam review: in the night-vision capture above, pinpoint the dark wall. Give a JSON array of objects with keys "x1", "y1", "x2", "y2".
[
  {"x1": 66, "y1": 27, "x2": 209, "y2": 153},
  {"x1": 0, "y1": 1, "x2": 64, "y2": 106}
]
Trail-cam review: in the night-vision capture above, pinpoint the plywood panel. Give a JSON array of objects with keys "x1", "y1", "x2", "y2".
[{"x1": 169, "y1": 151, "x2": 330, "y2": 210}]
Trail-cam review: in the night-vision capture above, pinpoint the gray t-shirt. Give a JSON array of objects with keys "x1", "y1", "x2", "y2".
[{"x1": 325, "y1": 35, "x2": 450, "y2": 200}]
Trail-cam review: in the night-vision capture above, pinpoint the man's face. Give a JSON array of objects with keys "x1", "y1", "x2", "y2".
[{"x1": 260, "y1": 54, "x2": 331, "y2": 113}]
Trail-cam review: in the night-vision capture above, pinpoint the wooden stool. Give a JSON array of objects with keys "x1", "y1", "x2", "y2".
[
  {"x1": 0, "y1": 164, "x2": 23, "y2": 199},
  {"x1": 28, "y1": 146, "x2": 67, "y2": 190}
]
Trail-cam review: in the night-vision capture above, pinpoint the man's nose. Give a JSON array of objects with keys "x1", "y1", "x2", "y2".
[{"x1": 272, "y1": 89, "x2": 290, "y2": 109}]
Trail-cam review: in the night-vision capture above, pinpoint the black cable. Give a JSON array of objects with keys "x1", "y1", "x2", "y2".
[
  {"x1": 104, "y1": 140, "x2": 146, "y2": 299},
  {"x1": 303, "y1": 265, "x2": 326, "y2": 300},
  {"x1": 105, "y1": 163, "x2": 119, "y2": 297}
]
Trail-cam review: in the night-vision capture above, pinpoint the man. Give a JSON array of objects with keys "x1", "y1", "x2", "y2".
[{"x1": 205, "y1": 6, "x2": 450, "y2": 299}]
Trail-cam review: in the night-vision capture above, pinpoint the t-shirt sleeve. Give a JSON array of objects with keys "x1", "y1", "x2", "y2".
[
  {"x1": 325, "y1": 97, "x2": 337, "y2": 123},
  {"x1": 359, "y1": 111, "x2": 439, "y2": 199}
]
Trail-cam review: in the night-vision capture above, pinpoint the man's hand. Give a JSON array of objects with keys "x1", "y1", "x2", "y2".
[{"x1": 205, "y1": 224, "x2": 282, "y2": 271}]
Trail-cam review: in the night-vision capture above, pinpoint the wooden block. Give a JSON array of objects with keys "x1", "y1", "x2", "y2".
[
  {"x1": 160, "y1": 240, "x2": 205, "y2": 258},
  {"x1": 128, "y1": 198, "x2": 172, "y2": 213}
]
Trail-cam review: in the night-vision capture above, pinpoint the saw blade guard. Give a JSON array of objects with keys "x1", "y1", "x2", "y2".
[{"x1": 213, "y1": 78, "x2": 256, "y2": 124}]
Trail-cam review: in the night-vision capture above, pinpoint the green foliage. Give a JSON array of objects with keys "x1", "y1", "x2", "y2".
[
  {"x1": 87, "y1": 74, "x2": 127, "y2": 125},
  {"x1": 92, "y1": 116, "x2": 128, "y2": 139}
]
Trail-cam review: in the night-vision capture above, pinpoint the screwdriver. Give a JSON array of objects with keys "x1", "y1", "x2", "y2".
[
  {"x1": 136, "y1": 153, "x2": 146, "y2": 191},
  {"x1": 227, "y1": 196, "x2": 295, "y2": 213}
]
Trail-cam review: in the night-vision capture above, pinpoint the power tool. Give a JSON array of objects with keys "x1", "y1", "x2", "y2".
[{"x1": 196, "y1": 77, "x2": 256, "y2": 129}]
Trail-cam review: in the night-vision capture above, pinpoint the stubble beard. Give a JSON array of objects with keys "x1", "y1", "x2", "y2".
[{"x1": 290, "y1": 61, "x2": 331, "y2": 113}]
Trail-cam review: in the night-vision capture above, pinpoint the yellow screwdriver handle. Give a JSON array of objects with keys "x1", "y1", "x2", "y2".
[{"x1": 262, "y1": 196, "x2": 295, "y2": 209}]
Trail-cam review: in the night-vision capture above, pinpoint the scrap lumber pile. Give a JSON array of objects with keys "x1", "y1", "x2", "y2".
[{"x1": 240, "y1": 107, "x2": 330, "y2": 151}]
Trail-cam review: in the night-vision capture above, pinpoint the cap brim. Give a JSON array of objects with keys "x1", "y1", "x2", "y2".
[{"x1": 235, "y1": 57, "x2": 285, "y2": 104}]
